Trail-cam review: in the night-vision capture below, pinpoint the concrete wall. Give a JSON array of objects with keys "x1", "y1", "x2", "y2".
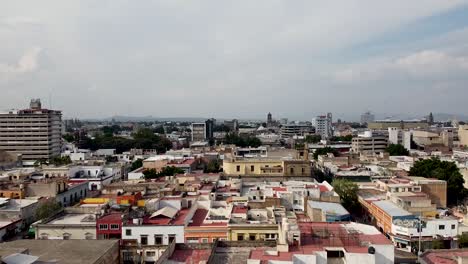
[
  {"x1": 121, "y1": 225, "x2": 185, "y2": 245},
  {"x1": 36, "y1": 225, "x2": 96, "y2": 240}
]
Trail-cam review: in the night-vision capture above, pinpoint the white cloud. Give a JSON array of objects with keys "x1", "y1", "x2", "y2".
[
  {"x1": 0, "y1": 47, "x2": 42, "y2": 78},
  {"x1": 334, "y1": 50, "x2": 468, "y2": 83},
  {"x1": 1, "y1": 1, "x2": 468, "y2": 118}
]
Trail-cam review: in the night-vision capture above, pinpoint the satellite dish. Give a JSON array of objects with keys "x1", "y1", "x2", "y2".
[{"x1": 368, "y1": 246, "x2": 376, "y2": 254}]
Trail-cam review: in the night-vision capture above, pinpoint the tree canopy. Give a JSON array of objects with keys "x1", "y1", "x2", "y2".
[
  {"x1": 143, "y1": 166, "x2": 185, "y2": 180},
  {"x1": 204, "y1": 160, "x2": 221, "y2": 173},
  {"x1": 386, "y1": 144, "x2": 410, "y2": 156},
  {"x1": 305, "y1": 135, "x2": 321, "y2": 143},
  {"x1": 130, "y1": 159, "x2": 143, "y2": 171},
  {"x1": 224, "y1": 133, "x2": 262, "y2": 148},
  {"x1": 81, "y1": 128, "x2": 172, "y2": 154},
  {"x1": 329, "y1": 135, "x2": 353, "y2": 142},
  {"x1": 35, "y1": 200, "x2": 62, "y2": 220},
  {"x1": 332, "y1": 179, "x2": 359, "y2": 211},
  {"x1": 313, "y1": 147, "x2": 339, "y2": 160},
  {"x1": 409, "y1": 158, "x2": 467, "y2": 205}
]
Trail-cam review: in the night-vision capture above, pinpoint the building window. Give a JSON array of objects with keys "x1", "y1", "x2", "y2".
[
  {"x1": 202, "y1": 238, "x2": 208, "y2": 243},
  {"x1": 99, "y1": 224, "x2": 108, "y2": 230},
  {"x1": 290, "y1": 168, "x2": 294, "y2": 174},
  {"x1": 237, "y1": 234, "x2": 243, "y2": 241},
  {"x1": 140, "y1": 235, "x2": 148, "y2": 245},
  {"x1": 236, "y1": 165, "x2": 240, "y2": 172},
  {"x1": 146, "y1": 251, "x2": 156, "y2": 257},
  {"x1": 110, "y1": 224, "x2": 119, "y2": 230},
  {"x1": 251, "y1": 165, "x2": 255, "y2": 171},
  {"x1": 168, "y1": 234, "x2": 176, "y2": 244},
  {"x1": 186, "y1": 237, "x2": 198, "y2": 243},
  {"x1": 155, "y1": 235, "x2": 163, "y2": 245},
  {"x1": 452, "y1": 224, "x2": 456, "y2": 229},
  {"x1": 125, "y1": 229, "x2": 132, "y2": 236},
  {"x1": 63, "y1": 233, "x2": 71, "y2": 240},
  {"x1": 439, "y1": 225, "x2": 445, "y2": 230}
]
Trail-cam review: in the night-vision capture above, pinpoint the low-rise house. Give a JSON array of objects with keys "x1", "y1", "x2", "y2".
[
  {"x1": 306, "y1": 200, "x2": 350, "y2": 222},
  {"x1": 0, "y1": 219, "x2": 21, "y2": 242},
  {"x1": 249, "y1": 222, "x2": 394, "y2": 264},
  {"x1": 26, "y1": 178, "x2": 88, "y2": 207},
  {"x1": 121, "y1": 197, "x2": 197, "y2": 246},
  {"x1": 228, "y1": 206, "x2": 279, "y2": 242},
  {"x1": 68, "y1": 165, "x2": 122, "y2": 191},
  {"x1": 0, "y1": 239, "x2": 119, "y2": 264},
  {"x1": 33, "y1": 207, "x2": 99, "y2": 240},
  {"x1": 0, "y1": 197, "x2": 41, "y2": 229},
  {"x1": 97, "y1": 212, "x2": 124, "y2": 240}
]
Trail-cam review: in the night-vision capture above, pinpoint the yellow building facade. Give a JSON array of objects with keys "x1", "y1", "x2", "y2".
[
  {"x1": 228, "y1": 224, "x2": 279, "y2": 242},
  {"x1": 223, "y1": 159, "x2": 311, "y2": 177}
]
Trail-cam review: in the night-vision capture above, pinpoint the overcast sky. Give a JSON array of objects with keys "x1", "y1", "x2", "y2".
[{"x1": 1, "y1": 1, "x2": 468, "y2": 120}]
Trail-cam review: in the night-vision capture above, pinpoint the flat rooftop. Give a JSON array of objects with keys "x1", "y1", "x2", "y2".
[
  {"x1": 308, "y1": 201, "x2": 349, "y2": 216},
  {"x1": 373, "y1": 200, "x2": 413, "y2": 217},
  {"x1": 46, "y1": 213, "x2": 96, "y2": 225},
  {"x1": 0, "y1": 240, "x2": 118, "y2": 264}
]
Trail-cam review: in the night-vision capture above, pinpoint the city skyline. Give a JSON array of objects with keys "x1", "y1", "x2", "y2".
[{"x1": 1, "y1": 1, "x2": 468, "y2": 119}]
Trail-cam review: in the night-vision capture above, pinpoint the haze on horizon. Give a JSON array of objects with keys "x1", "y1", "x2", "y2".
[{"x1": 1, "y1": 1, "x2": 468, "y2": 121}]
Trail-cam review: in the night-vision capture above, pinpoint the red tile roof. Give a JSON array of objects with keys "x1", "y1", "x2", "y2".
[
  {"x1": 272, "y1": 187, "x2": 287, "y2": 192},
  {"x1": 169, "y1": 249, "x2": 211, "y2": 263},
  {"x1": 189, "y1": 209, "x2": 208, "y2": 226},
  {"x1": 232, "y1": 206, "x2": 248, "y2": 214},
  {"x1": 421, "y1": 249, "x2": 468, "y2": 264},
  {"x1": 250, "y1": 221, "x2": 392, "y2": 262},
  {"x1": 127, "y1": 208, "x2": 190, "y2": 226}
]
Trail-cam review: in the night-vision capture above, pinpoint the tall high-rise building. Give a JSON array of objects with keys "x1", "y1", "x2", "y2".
[
  {"x1": 428, "y1": 112, "x2": 434, "y2": 125},
  {"x1": 312, "y1": 113, "x2": 333, "y2": 138},
  {"x1": 191, "y1": 123, "x2": 206, "y2": 142},
  {"x1": 267, "y1": 112, "x2": 272, "y2": 124},
  {"x1": 224, "y1": 119, "x2": 239, "y2": 132},
  {"x1": 205, "y1": 118, "x2": 215, "y2": 139},
  {"x1": 0, "y1": 99, "x2": 62, "y2": 162},
  {"x1": 360, "y1": 111, "x2": 375, "y2": 125}
]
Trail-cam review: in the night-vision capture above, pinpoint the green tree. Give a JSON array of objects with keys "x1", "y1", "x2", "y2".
[
  {"x1": 35, "y1": 200, "x2": 62, "y2": 220},
  {"x1": 409, "y1": 158, "x2": 467, "y2": 205},
  {"x1": 313, "y1": 147, "x2": 339, "y2": 160},
  {"x1": 458, "y1": 234, "x2": 468, "y2": 248},
  {"x1": 225, "y1": 133, "x2": 261, "y2": 148},
  {"x1": 153, "y1": 126, "x2": 165, "y2": 134},
  {"x1": 305, "y1": 135, "x2": 321, "y2": 143},
  {"x1": 313, "y1": 168, "x2": 332, "y2": 183},
  {"x1": 205, "y1": 160, "x2": 221, "y2": 173},
  {"x1": 333, "y1": 179, "x2": 359, "y2": 211},
  {"x1": 130, "y1": 159, "x2": 143, "y2": 171},
  {"x1": 330, "y1": 135, "x2": 353, "y2": 142},
  {"x1": 386, "y1": 144, "x2": 410, "y2": 156},
  {"x1": 143, "y1": 166, "x2": 185, "y2": 180},
  {"x1": 63, "y1": 134, "x2": 75, "y2": 143},
  {"x1": 49, "y1": 156, "x2": 72, "y2": 166},
  {"x1": 432, "y1": 239, "x2": 445, "y2": 249}
]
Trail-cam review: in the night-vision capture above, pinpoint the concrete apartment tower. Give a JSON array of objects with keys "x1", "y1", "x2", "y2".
[{"x1": 0, "y1": 99, "x2": 62, "y2": 163}]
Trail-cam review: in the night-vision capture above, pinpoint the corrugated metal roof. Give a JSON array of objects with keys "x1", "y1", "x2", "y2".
[
  {"x1": 373, "y1": 200, "x2": 412, "y2": 217},
  {"x1": 2, "y1": 253, "x2": 39, "y2": 264},
  {"x1": 308, "y1": 201, "x2": 349, "y2": 216},
  {"x1": 150, "y1": 206, "x2": 178, "y2": 219}
]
